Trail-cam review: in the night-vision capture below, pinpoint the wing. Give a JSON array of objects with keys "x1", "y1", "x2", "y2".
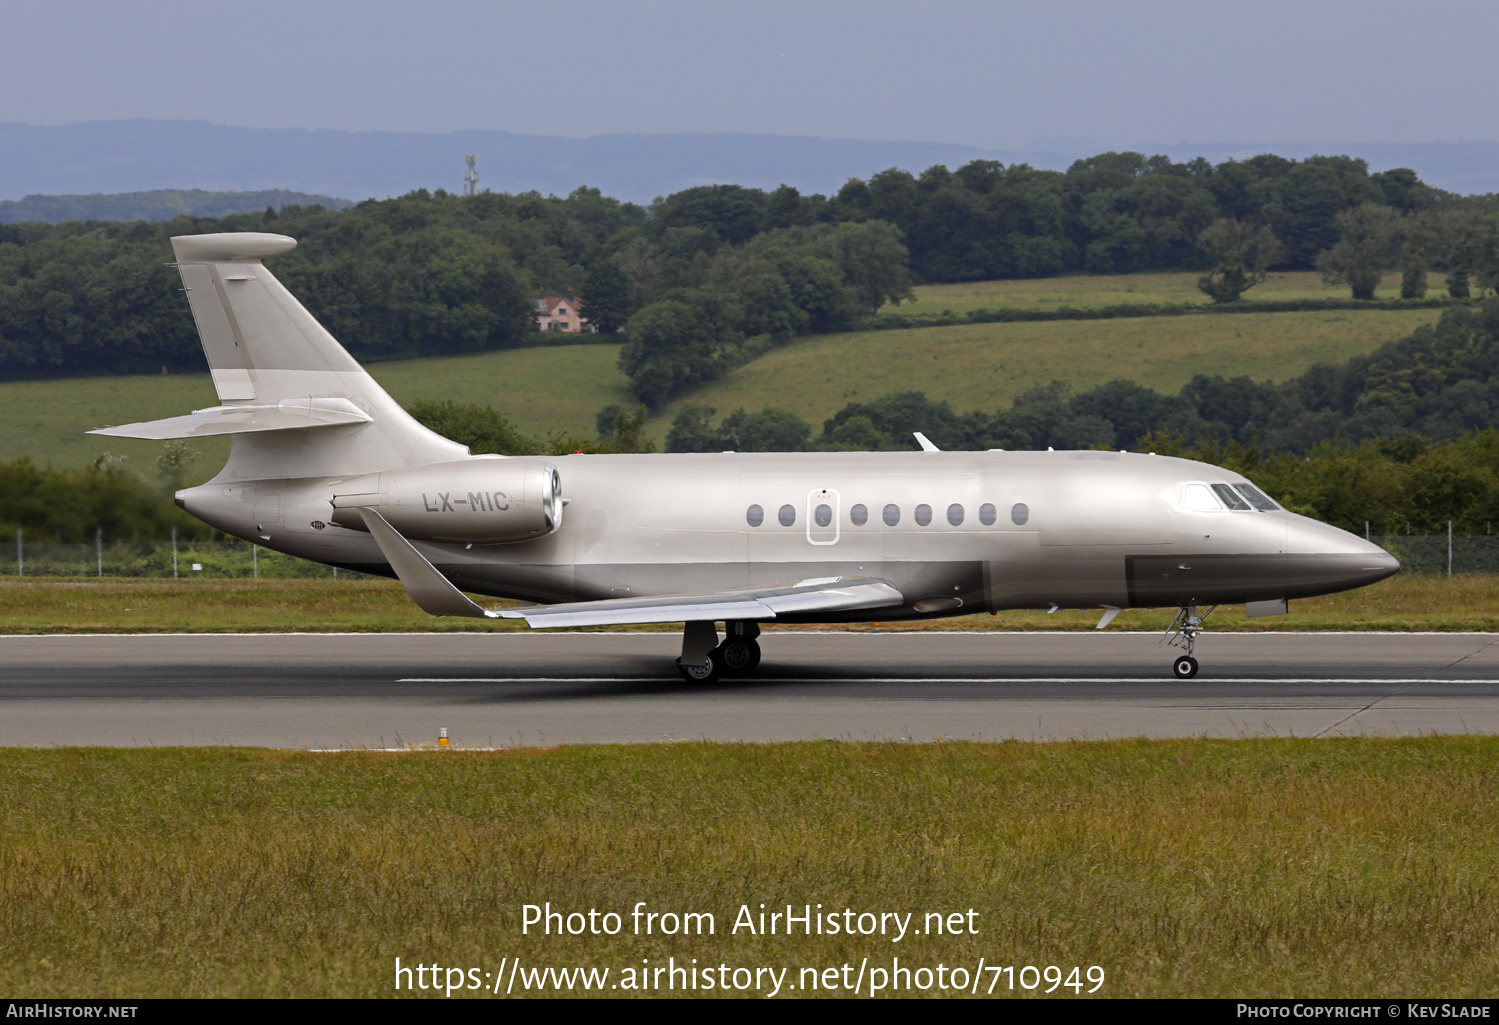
[
  {"x1": 356, "y1": 506, "x2": 904, "y2": 626},
  {"x1": 495, "y1": 576, "x2": 905, "y2": 628}
]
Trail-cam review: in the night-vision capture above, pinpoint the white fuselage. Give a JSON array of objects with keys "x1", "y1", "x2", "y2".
[{"x1": 181, "y1": 447, "x2": 1398, "y2": 621}]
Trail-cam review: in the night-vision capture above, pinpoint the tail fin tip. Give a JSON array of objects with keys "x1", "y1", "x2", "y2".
[{"x1": 171, "y1": 233, "x2": 297, "y2": 263}]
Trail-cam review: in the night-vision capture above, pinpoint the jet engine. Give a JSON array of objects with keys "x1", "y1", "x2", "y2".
[{"x1": 330, "y1": 458, "x2": 562, "y2": 544}]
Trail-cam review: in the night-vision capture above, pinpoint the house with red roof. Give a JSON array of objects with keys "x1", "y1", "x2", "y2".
[{"x1": 535, "y1": 290, "x2": 594, "y2": 333}]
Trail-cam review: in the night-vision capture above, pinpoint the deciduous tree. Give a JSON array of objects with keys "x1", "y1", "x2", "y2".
[
  {"x1": 1315, "y1": 203, "x2": 1399, "y2": 300},
  {"x1": 1195, "y1": 218, "x2": 1286, "y2": 303}
]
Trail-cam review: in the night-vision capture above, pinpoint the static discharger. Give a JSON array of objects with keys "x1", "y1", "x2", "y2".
[{"x1": 438, "y1": 727, "x2": 449, "y2": 749}]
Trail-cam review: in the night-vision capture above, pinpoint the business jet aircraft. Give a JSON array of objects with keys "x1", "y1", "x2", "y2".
[{"x1": 93, "y1": 233, "x2": 1399, "y2": 681}]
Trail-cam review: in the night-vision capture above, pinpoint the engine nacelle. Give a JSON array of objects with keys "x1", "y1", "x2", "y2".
[{"x1": 330, "y1": 458, "x2": 562, "y2": 544}]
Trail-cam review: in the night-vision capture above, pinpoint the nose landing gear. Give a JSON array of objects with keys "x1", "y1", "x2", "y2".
[{"x1": 1162, "y1": 604, "x2": 1216, "y2": 679}]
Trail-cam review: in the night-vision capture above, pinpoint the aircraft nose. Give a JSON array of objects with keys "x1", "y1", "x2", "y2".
[{"x1": 1285, "y1": 515, "x2": 1401, "y2": 590}]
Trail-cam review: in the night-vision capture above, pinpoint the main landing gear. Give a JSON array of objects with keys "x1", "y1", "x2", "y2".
[
  {"x1": 1162, "y1": 603, "x2": 1216, "y2": 679},
  {"x1": 676, "y1": 621, "x2": 762, "y2": 683}
]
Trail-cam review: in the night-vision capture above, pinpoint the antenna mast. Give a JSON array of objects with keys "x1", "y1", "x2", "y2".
[{"x1": 463, "y1": 154, "x2": 479, "y2": 197}]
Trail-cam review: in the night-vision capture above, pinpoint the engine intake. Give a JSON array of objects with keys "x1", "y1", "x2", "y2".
[{"x1": 330, "y1": 458, "x2": 562, "y2": 544}]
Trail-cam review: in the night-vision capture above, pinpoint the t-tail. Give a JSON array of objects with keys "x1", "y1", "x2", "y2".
[{"x1": 90, "y1": 232, "x2": 467, "y2": 481}]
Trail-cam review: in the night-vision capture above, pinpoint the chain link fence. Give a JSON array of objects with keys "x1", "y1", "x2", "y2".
[
  {"x1": 0, "y1": 532, "x2": 370, "y2": 579},
  {"x1": 1371, "y1": 532, "x2": 1499, "y2": 575}
]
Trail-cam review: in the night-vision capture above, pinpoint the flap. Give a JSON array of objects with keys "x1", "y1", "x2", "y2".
[
  {"x1": 498, "y1": 577, "x2": 904, "y2": 629},
  {"x1": 89, "y1": 399, "x2": 372, "y2": 440}
]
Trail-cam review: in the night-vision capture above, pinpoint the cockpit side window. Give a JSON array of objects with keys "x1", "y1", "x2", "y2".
[
  {"x1": 1211, "y1": 483, "x2": 1251, "y2": 510},
  {"x1": 1180, "y1": 483, "x2": 1222, "y2": 512},
  {"x1": 1234, "y1": 483, "x2": 1280, "y2": 511}
]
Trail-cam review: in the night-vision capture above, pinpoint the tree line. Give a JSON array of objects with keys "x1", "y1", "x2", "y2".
[{"x1": 3, "y1": 151, "x2": 1495, "y2": 386}]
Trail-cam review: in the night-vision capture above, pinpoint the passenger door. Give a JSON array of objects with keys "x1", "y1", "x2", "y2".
[{"x1": 806, "y1": 488, "x2": 841, "y2": 546}]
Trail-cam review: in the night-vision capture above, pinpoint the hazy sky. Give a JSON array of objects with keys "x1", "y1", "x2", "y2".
[{"x1": 3, "y1": 0, "x2": 1496, "y2": 148}]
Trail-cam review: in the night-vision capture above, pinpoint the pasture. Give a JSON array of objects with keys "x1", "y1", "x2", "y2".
[
  {"x1": 880, "y1": 268, "x2": 1424, "y2": 316},
  {"x1": 649, "y1": 307, "x2": 1440, "y2": 442}
]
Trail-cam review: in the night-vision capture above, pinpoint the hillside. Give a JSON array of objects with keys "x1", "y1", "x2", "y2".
[
  {"x1": 0, "y1": 295, "x2": 1439, "y2": 472},
  {"x1": 648, "y1": 305, "x2": 1441, "y2": 445},
  {"x1": 0, "y1": 189, "x2": 353, "y2": 224}
]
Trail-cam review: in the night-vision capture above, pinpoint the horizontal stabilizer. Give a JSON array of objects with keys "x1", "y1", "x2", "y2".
[
  {"x1": 498, "y1": 577, "x2": 904, "y2": 629},
  {"x1": 89, "y1": 399, "x2": 372, "y2": 440}
]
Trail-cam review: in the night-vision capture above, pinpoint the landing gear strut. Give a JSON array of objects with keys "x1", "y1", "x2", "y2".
[
  {"x1": 1162, "y1": 603, "x2": 1216, "y2": 679},
  {"x1": 676, "y1": 621, "x2": 762, "y2": 683}
]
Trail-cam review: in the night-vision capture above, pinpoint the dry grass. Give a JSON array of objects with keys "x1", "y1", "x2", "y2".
[
  {"x1": 0, "y1": 571, "x2": 1493, "y2": 634},
  {"x1": 2, "y1": 738, "x2": 1496, "y2": 997}
]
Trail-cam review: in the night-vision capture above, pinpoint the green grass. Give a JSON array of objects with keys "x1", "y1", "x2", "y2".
[
  {"x1": 1, "y1": 572, "x2": 1494, "y2": 634},
  {"x1": 3, "y1": 738, "x2": 1497, "y2": 997},
  {"x1": 651, "y1": 307, "x2": 1439, "y2": 442},
  {"x1": 881, "y1": 269, "x2": 1425, "y2": 316}
]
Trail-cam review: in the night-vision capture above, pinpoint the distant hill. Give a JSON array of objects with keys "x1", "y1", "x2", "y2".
[
  {"x1": 0, "y1": 188, "x2": 353, "y2": 224},
  {"x1": 3, "y1": 120, "x2": 1499, "y2": 204}
]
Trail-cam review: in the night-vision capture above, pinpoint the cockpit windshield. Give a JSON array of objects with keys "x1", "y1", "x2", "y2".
[
  {"x1": 1234, "y1": 483, "x2": 1280, "y2": 511},
  {"x1": 1211, "y1": 484, "x2": 1250, "y2": 510}
]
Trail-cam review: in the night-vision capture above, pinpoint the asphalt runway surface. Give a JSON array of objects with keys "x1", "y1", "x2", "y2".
[{"x1": 5, "y1": 631, "x2": 1499, "y2": 748}]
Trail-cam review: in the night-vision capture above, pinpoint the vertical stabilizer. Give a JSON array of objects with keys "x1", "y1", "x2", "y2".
[{"x1": 170, "y1": 233, "x2": 468, "y2": 480}]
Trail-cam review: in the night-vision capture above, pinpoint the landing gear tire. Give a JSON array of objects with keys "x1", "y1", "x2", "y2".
[
  {"x1": 1172, "y1": 655, "x2": 1199, "y2": 679},
  {"x1": 718, "y1": 638, "x2": 761, "y2": 676},
  {"x1": 677, "y1": 652, "x2": 723, "y2": 684}
]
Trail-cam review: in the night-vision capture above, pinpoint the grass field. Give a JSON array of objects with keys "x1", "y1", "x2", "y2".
[
  {"x1": 649, "y1": 307, "x2": 1439, "y2": 442},
  {"x1": 880, "y1": 269, "x2": 1421, "y2": 316},
  {"x1": 1, "y1": 571, "x2": 1494, "y2": 634},
  {"x1": 2, "y1": 737, "x2": 1496, "y2": 997},
  {"x1": 0, "y1": 284, "x2": 1439, "y2": 471}
]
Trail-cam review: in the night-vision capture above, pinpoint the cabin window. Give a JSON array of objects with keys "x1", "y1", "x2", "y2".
[
  {"x1": 1011, "y1": 502, "x2": 1029, "y2": 525},
  {"x1": 979, "y1": 503, "x2": 997, "y2": 526},
  {"x1": 746, "y1": 504, "x2": 764, "y2": 527},
  {"x1": 850, "y1": 503, "x2": 868, "y2": 526},
  {"x1": 947, "y1": 503, "x2": 965, "y2": 526},
  {"x1": 1211, "y1": 483, "x2": 1251, "y2": 510},
  {"x1": 883, "y1": 504, "x2": 901, "y2": 526},
  {"x1": 915, "y1": 503, "x2": 933, "y2": 526},
  {"x1": 1235, "y1": 483, "x2": 1280, "y2": 511},
  {"x1": 778, "y1": 504, "x2": 796, "y2": 526},
  {"x1": 1181, "y1": 483, "x2": 1222, "y2": 511},
  {"x1": 814, "y1": 504, "x2": 833, "y2": 527}
]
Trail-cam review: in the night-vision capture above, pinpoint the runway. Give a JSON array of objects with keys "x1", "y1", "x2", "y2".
[{"x1": 3, "y1": 631, "x2": 1499, "y2": 748}]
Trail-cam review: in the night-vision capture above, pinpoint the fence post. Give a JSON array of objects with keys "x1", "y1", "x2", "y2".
[
  {"x1": 253, "y1": 544, "x2": 258, "y2": 579},
  {"x1": 172, "y1": 525, "x2": 178, "y2": 579},
  {"x1": 15, "y1": 528, "x2": 21, "y2": 577},
  {"x1": 1448, "y1": 520, "x2": 1454, "y2": 578}
]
